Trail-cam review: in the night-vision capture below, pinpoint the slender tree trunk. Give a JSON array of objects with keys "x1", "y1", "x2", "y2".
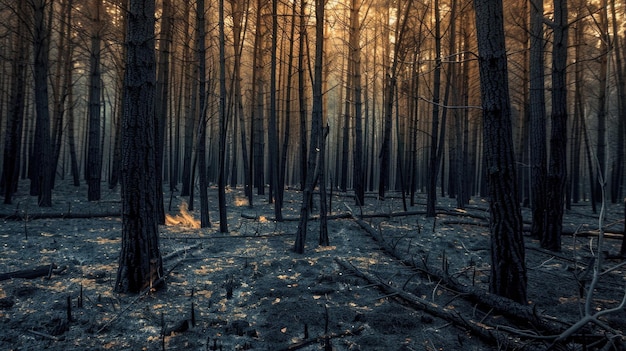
[
  {"x1": 31, "y1": 0, "x2": 53, "y2": 207},
  {"x1": 427, "y1": 0, "x2": 442, "y2": 217},
  {"x1": 154, "y1": 0, "x2": 173, "y2": 223},
  {"x1": 3, "y1": 1, "x2": 28, "y2": 204},
  {"x1": 379, "y1": 1, "x2": 412, "y2": 200},
  {"x1": 230, "y1": 0, "x2": 251, "y2": 198},
  {"x1": 115, "y1": 0, "x2": 164, "y2": 293},
  {"x1": 86, "y1": 0, "x2": 103, "y2": 201},
  {"x1": 196, "y1": 0, "x2": 210, "y2": 228},
  {"x1": 610, "y1": 0, "x2": 625, "y2": 203},
  {"x1": 474, "y1": 0, "x2": 528, "y2": 303},
  {"x1": 298, "y1": 0, "x2": 308, "y2": 192},
  {"x1": 50, "y1": 0, "x2": 72, "y2": 188},
  {"x1": 543, "y1": 0, "x2": 568, "y2": 252},
  {"x1": 180, "y1": 1, "x2": 194, "y2": 197},
  {"x1": 268, "y1": 0, "x2": 281, "y2": 220},
  {"x1": 279, "y1": 0, "x2": 296, "y2": 212},
  {"x1": 350, "y1": 0, "x2": 364, "y2": 207},
  {"x1": 295, "y1": 0, "x2": 324, "y2": 254},
  {"x1": 529, "y1": 0, "x2": 548, "y2": 239},
  {"x1": 218, "y1": 0, "x2": 229, "y2": 232}
]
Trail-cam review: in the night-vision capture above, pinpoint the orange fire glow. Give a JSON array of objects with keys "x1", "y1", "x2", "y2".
[{"x1": 165, "y1": 201, "x2": 201, "y2": 229}]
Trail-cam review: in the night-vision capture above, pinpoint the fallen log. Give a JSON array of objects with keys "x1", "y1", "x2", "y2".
[
  {"x1": 350, "y1": 215, "x2": 566, "y2": 335},
  {"x1": 0, "y1": 264, "x2": 65, "y2": 281},
  {"x1": 334, "y1": 258, "x2": 544, "y2": 350},
  {"x1": 277, "y1": 325, "x2": 365, "y2": 351},
  {"x1": 0, "y1": 211, "x2": 121, "y2": 221}
]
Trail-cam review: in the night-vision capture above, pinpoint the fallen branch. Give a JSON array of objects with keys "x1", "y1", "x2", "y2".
[
  {"x1": 277, "y1": 325, "x2": 365, "y2": 351},
  {"x1": 334, "y1": 258, "x2": 542, "y2": 350},
  {"x1": 0, "y1": 264, "x2": 66, "y2": 281},
  {"x1": 0, "y1": 211, "x2": 121, "y2": 221},
  {"x1": 349, "y1": 214, "x2": 565, "y2": 335},
  {"x1": 27, "y1": 329, "x2": 61, "y2": 341}
]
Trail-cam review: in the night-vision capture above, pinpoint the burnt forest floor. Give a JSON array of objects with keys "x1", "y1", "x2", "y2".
[{"x1": 0, "y1": 180, "x2": 625, "y2": 351}]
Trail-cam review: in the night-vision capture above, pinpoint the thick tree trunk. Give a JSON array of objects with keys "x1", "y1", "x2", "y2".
[
  {"x1": 115, "y1": 0, "x2": 164, "y2": 294},
  {"x1": 474, "y1": 0, "x2": 528, "y2": 303}
]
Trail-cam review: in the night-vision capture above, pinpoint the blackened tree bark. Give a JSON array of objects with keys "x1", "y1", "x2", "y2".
[
  {"x1": 180, "y1": 0, "x2": 194, "y2": 198},
  {"x1": 473, "y1": 0, "x2": 528, "y2": 303},
  {"x1": 350, "y1": 0, "x2": 364, "y2": 207},
  {"x1": 427, "y1": 0, "x2": 442, "y2": 217},
  {"x1": 218, "y1": 0, "x2": 228, "y2": 232},
  {"x1": 529, "y1": 0, "x2": 547, "y2": 239},
  {"x1": 31, "y1": 0, "x2": 53, "y2": 207},
  {"x1": 543, "y1": 0, "x2": 568, "y2": 252},
  {"x1": 230, "y1": 0, "x2": 251, "y2": 198},
  {"x1": 154, "y1": 0, "x2": 173, "y2": 224},
  {"x1": 115, "y1": 0, "x2": 164, "y2": 293},
  {"x1": 610, "y1": 0, "x2": 625, "y2": 203},
  {"x1": 295, "y1": 0, "x2": 324, "y2": 254},
  {"x1": 268, "y1": 0, "x2": 281, "y2": 220},
  {"x1": 2, "y1": 1, "x2": 28, "y2": 204},
  {"x1": 86, "y1": 0, "x2": 103, "y2": 201},
  {"x1": 379, "y1": 0, "x2": 412, "y2": 200},
  {"x1": 298, "y1": 0, "x2": 308, "y2": 192},
  {"x1": 251, "y1": 0, "x2": 266, "y2": 199},
  {"x1": 197, "y1": 0, "x2": 210, "y2": 228},
  {"x1": 50, "y1": 0, "x2": 73, "y2": 188}
]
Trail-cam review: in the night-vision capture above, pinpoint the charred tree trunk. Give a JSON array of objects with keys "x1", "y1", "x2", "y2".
[
  {"x1": 295, "y1": 0, "x2": 324, "y2": 254},
  {"x1": 543, "y1": 0, "x2": 568, "y2": 252},
  {"x1": 86, "y1": 0, "x2": 103, "y2": 201},
  {"x1": 218, "y1": 0, "x2": 228, "y2": 232},
  {"x1": 2, "y1": 1, "x2": 28, "y2": 204},
  {"x1": 474, "y1": 0, "x2": 528, "y2": 303},
  {"x1": 31, "y1": 0, "x2": 53, "y2": 207},
  {"x1": 197, "y1": 0, "x2": 210, "y2": 228},
  {"x1": 115, "y1": 0, "x2": 164, "y2": 294},
  {"x1": 529, "y1": 0, "x2": 547, "y2": 239}
]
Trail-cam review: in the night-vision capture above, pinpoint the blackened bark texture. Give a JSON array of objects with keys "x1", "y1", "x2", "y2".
[
  {"x1": 529, "y1": 0, "x2": 547, "y2": 239},
  {"x1": 50, "y1": 0, "x2": 72, "y2": 188},
  {"x1": 295, "y1": 0, "x2": 324, "y2": 254},
  {"x1": 218, "y1": 0, "x2": 228, "y2": 232},
  {"x1": 180, "y1": 1, "x2": 194, "y2": 198},
  {"x1": 268, "y1": 0, "x2": 281, "y2": 220},
  {"x1": 544, "y1": 0, "x2": 568, "y2": 252},
  {"x1": 3, "y1": 2, "x2": 28, "y2": 204},
  {"x1": 230, "y1": 0, "x2": 251, "y2": 198},
  {"x1": 251, "y1": 0, "x2": 266, "y2": 198},
  {"x1": 197, "y1": 0, "x2": 210, "y2": 228},
  {"x1": 115, "y1": 0, "x2": 164, "y2": 294},
  {"x1": 610, "y1": 0, "x2": 625, "y2": 203},
  {"x1": 473, "y1": 0, "x2": 528, "y2": 304},
  {"x1": 350, "y1": 0, "x2": 364, "y2": 207},
  {"x1": 154, "y1": 0, "x2": 173, "y2": 224},
  {"x1": 31, "y1": 0, "x2": 53, "y2": 207},
  {"x1": 298, "y1": 0, "x2": 308, "y2": 192},
  {"x1": 427, "y1": 0, "x2": 442, "y2": 217},
  {"x1": 86, "y1": 0, "x2": 102, "y2": 201}
]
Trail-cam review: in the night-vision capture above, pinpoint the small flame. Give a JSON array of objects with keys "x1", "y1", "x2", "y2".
[{"x1": 165, "y1": 201, "x2": 201, "y2": 228}]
